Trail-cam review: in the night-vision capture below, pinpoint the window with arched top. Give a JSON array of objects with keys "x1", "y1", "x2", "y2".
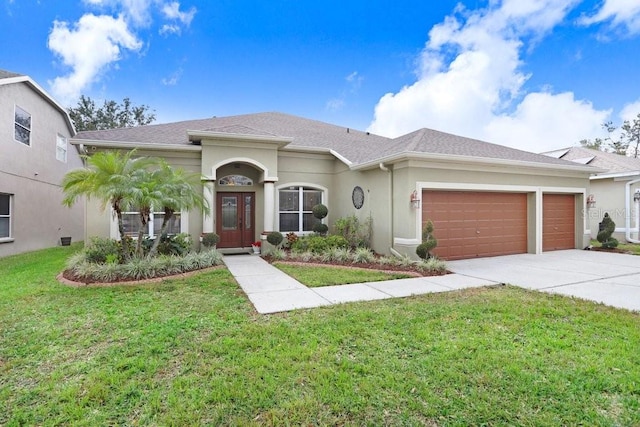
[
  {"x1": 218, "y1": 175, "x2": 253, "y2": 186},
  {"x1": 278, "y1": 186, "x2": 323, "y2": 233}
]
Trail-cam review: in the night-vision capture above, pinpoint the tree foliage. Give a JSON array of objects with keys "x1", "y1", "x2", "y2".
[
  {"x1": 580, "y1": 114, "x2": 640, "y2": 157},
  {"x1": 62, "y1": 150, "x2": 209, "y2": 260},
  {"x1": 68, "y1": 95, "x2": 156, "y2": 131},
  {"x1": 416, "y1": 220, "x2": 438, "y2": 259},
  {"x1": 597, "y1": 213, "x2": 619, "y2": 249}
]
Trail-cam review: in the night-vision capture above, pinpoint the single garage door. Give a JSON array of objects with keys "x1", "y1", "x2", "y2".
[
  {"x1": 543, "y1": 194, "x2": 575, "y2": 251},
  {"x1": 423, "y1": 191, "x2": 528, "y2": 260}
]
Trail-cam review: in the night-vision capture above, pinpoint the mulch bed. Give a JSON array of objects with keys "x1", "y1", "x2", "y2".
[
  {"x1": 589, "y1": 247, "x2": 632, "y2": 254},
  {"x1": 58, "y1": 265, "x2": 225, "y2": 287},
  {"x1": 262, "y1": 255, "x2": 449, "y2": 277}
]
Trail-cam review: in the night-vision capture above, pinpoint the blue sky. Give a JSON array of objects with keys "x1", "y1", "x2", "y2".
[{"x1": 2, "y1": 0, "x2": 640, "y2": 152}]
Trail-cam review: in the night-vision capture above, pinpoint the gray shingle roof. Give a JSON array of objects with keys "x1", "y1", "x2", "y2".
[
  {"x1": 542, "y1": 146, "x2": 640, "y2": 174},
  {"x1": 75, "y1": 111, "x2": 586, "y2": 168},
  {"x1": 0, "y1": 69, "x2": 24, "y2": 80}
]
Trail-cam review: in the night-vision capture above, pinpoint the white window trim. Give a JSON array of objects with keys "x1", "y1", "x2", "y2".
[
  {"x1": 14, "y1": 105, "x2": 31, "y2": 147},
  {"x1": 56, "y1": 134, "x2": 67, "y2": 163},
  {"x1": 110, "y1": 208, "x2": 189, "y2": 239},
  {"x1": 0, "y1": 194, "x2": 13, "y2": 243},
  {"x1": 275, "y1": 183, "x2": 328, "y2": 234}
]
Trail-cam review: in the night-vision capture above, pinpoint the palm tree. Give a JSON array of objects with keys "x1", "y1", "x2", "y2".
[
  {"x1": 147, "y1": 161, "x2": 210, "y2": 258},
  {"x1": 61, "y1": 150, "x2": 157, "y2": 261}
]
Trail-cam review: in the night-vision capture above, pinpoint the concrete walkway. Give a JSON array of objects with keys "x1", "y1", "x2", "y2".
[
  {"x1": 223, "y1": 254, "x2": 496, "y2": 314},
  {"x1": 225, "y1": 249, "x2": 640, "y2": 314}
]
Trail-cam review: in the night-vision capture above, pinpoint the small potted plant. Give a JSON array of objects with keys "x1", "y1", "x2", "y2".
[{"x1": 251, "y1": 240, "x2": 261, "y2": 254}]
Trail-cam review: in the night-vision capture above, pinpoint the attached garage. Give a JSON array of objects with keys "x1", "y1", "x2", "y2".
[
  {"x1": 542, "y1": 194, "x2": 575, "y2": 251},
  {"x1": 423, "y1": 191, "x2": 528, "y2": 261}
]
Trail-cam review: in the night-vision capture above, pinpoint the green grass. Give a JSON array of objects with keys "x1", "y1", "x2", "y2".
[
  {"x1": 2, "y1": 245, "x2": 640, "y2": 425},
  {"x1": 274, "y1": 262, "x2": 413, "y2": 287},
  {"x1": 591, "y1": 239, "x2": 640, "y2": 255}
]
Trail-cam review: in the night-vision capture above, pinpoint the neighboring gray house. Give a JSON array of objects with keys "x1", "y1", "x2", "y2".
[
  {"x1": 543, "y1": 146, "x2": 640, "y2": 243},
  {"x1": 0, "y1": 69, "x2": 84, "y2": 257},
  {"x1": 73, "y1": 112, "x2": 597, "y2": 260}
]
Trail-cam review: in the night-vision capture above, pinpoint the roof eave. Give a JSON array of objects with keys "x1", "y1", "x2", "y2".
[
  {"x1": 70, "y1": 139, "x2": 202, "y2": 152},
  {"x1": 590, "y1": 170, "x2": 640, "y2": 180},
  {"x1": 352, "y1": 151, "x2": 604, "y2": 174},
  {"x1": 1, "y1": 75, "x2": 76, "y2": 135},
  {"x1": 187, "y1": 130, "x2": 293, "y2": 148}
]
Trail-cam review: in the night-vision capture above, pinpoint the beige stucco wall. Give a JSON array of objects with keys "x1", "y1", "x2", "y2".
[
  {"x1": 587, "y1": 178, "x2": 640, "y2": 241},
  {"x1": 389, "y1": 160, "x2": 590, "y2": 258},
  {"x1": 0, "y1": 82, "x2": 84, "y2": 257}
]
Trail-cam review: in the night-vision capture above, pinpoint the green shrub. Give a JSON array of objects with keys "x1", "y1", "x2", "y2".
[
  {"x1": 85, "y1": 237, "x2": 120, "y2": 264},
  {"x1": 334, "y1": 214, "x2": 373, "y2": 248},
  {"x1": 267, "y1": 231, "x2": 284, "y2": 247},
  {"x1": 201, "y1": 232, "x2": 220, "y2": 248},
  {"x1": 325, "y1": 235, "x2": 349, "y2": 249},
  {"x1": 156, "y1": 233, "x2": 193, "y2": 256},
  {"x1": 597, "y1": 213, "x2": 619, "y2": 249},
  {"x1": 312, "y1": 203, "x2": 328, "y2": 220},
  {"x1": 313, "y1": 223, "x2": 329, "y2": 235},
  {"x1": 270, "y1": 247, "x2": 287, "y2": 260},
  {"x1": 418, "y1": 257, "x2": 448, "y2": 274},
  {"x1": 416, "y1": 220, "x2": 438, "y2": 259},
  {"x1": 352, "y1": 247, "x2": 375, "y2": 264},
  {"x1": 291, "y1": 235, "x2": 348, "y2": 253}
]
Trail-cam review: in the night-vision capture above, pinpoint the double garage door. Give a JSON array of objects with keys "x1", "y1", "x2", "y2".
[{"x1": 422, "y1": 191, "x2": 575, "y2": 260}]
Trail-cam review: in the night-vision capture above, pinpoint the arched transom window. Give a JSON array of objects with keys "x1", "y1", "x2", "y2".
[{"x1": 218, "y1": 175, "x2": 253, "y2": 186}]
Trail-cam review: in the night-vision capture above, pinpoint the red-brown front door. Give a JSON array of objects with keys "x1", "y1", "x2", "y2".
[{"x1": 216, "y1": 192, "x2": 255, "y2": 248}]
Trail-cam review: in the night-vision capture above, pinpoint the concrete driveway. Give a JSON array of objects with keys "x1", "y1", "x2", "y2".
[{"x1": 447, "y1": 249, "x2": 640, "y2": 312}]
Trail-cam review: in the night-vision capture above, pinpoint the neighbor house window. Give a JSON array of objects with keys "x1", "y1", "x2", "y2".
[
  {"x1": 121, "y1": 208, "x2": 182, "y2": 238},
  {"x1": 0, "y1": 194, "x2": 12, "y2": 239},
  {"x1": 279, "y1": 186, "x2": 323, "y2": 232},
  {"x1": 14, "y1": 105, "x2": 31, "y2": 146},
  {"x1": 56, "y1": 134, "x2": 67, "y2": 162}
]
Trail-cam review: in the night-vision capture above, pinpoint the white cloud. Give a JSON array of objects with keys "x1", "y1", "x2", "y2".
[
  {"x1": 159, "y1": 23, "x2": 181, "y2": 35},
  {"x1": 367, "y1": 0, "x2": 613, "y2": 153},
  {"x1": 620, "y1": 100, "x2": 640, "y2": 121},
  {"x1": 47, "y1": 13, "x2": 142, "y2": 104},
  {"x1": 326, "y1": 71, "x2": 364, "y2": 112},
  {"x1": 161, "y1": 67, "x2": 183, "y2": 85},
  {"x1": 580, "y1": 0, "x2": 640, "y2": 34},
  {"x1": 82, "y1": 0, "x2": 154, "y2": 26},
  {"x1": 161, "y1": 1, "x2": 196, "y2": 25}
]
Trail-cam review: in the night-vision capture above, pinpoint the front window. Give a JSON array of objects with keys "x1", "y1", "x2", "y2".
[
  {"x1": 56, "y1": 134, "x2": 67, "y2": 162},
  {"x1": 14, "y1": 105, "x2": 31, "y2": 146},
  {"x1": 122, "y1": 208, "x2": 182, "y2": 238},
  {"x1": 279, "y1": 186, "x2": 322, "y2": 232},
  {"x1": 0, "y1": 194, "x2": 12, "y2": 239}
]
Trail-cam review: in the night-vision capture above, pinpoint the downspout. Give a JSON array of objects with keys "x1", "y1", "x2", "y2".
[
  {"x1": 379, "y1": 162, "x2": 394, "y2": 253},
  {"x1": 625, "y1": 178, "x2": 640, "y2": 243}
]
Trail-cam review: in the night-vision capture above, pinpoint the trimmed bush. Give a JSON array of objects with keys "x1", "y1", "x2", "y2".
[
  {"x1": 266, "y1": 231, "x2": 284, "y2": 247},
  {"x1": 201, "y1": 232, "x2": 220, "y2": 248},
  {"x1": 313, "y1": 223, "x2": 329, "y2": 234},
  {"x1": 597, "y1": 213, "x2": 619, "y2": 249},
  {"x1": 312, "y1": 203, "x2": 328, "y2": 220},
  {"x1": 416, "y1": 220, "x2": 438, "y2": 259}
]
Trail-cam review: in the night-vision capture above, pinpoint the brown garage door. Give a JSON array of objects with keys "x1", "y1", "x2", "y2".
[
  {"x1": 423, "y1": 191, "x2": 528, "y2": 261},
  {"x1": 543, "y1": 194, "x2": 575, "y2": 251}
]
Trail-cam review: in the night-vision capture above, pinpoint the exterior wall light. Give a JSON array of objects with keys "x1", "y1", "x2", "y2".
[
  {"x1": 410, "y1": 190, "x2": 421, "y2": 209},
  {"x1": 634, "y1": 189, "x2": 640, "y2": 203},
  {"x1": 586, "y1": 194, "x2": 596, "y2": 208}
]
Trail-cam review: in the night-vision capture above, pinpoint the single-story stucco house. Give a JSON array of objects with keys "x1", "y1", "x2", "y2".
[
  {"x1": 72, "y1": 112, "x2": 597, "y2": 260},
  {"x1": 543, "y1": 146, "x2": 640, "y2": 244},
  {"x1": 0, "y1": 69, "x2": 84, "y2": 257}
]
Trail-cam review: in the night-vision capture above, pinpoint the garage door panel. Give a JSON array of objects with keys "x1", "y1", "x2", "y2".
[
  {"x1": 423, "y1": 191, "x2": 527, "y2": 260},
  {"x1": 543, "y1": 194, "x2": 575, "y2": 251}
]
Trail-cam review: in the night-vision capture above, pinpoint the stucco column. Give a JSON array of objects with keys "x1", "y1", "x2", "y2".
[
  {"x1": 202, "y1": 179, "x2": 215, "y2": 233},
  {"x1": 264, "y1": 181, "x2": 275, "y2": 232}
]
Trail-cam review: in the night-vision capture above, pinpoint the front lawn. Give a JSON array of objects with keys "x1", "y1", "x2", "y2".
[
  {"x1": 2, "y1": 246, "x2": 640, "y2": 425},
  {"x1": 591, "y1": 239, "x2": 640, "y2": 255},
  {"x1": 273, "y1": 262, "x2": 414, "y2": 287}
]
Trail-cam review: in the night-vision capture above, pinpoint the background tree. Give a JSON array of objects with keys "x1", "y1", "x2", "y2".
[
  {"x1": 68, "y1": 95, "x2": 156, "y2": 131},
  {"x1": 621, "y1": 113, "x2": 640, "y2": 158}
]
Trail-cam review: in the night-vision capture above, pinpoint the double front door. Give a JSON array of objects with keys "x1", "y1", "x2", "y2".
[{"x1": 216, "y1": 192, "x2": 255, "y2": 248}]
